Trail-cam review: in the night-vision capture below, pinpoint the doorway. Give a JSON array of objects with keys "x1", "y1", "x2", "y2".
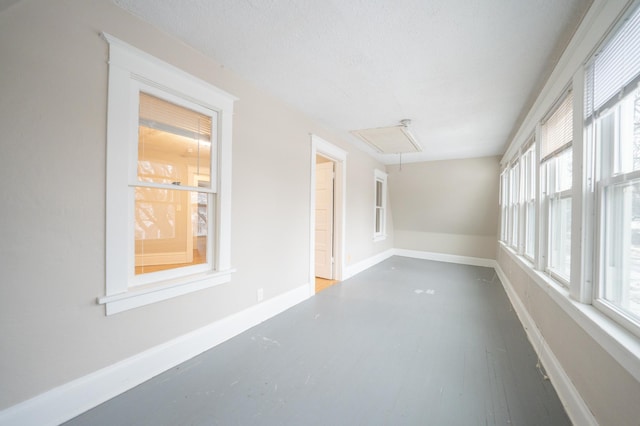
[
  {"x1": 310, "y1": 135, "x2": 346, "y2": 295},
  {"x1": 315, "y1": 155, "x2": 334, "y2": 280}
]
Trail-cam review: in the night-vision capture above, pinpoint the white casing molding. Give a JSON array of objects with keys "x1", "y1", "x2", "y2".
[{"x1": 0, "y1": 284, "x2": 310, "y2": 426}]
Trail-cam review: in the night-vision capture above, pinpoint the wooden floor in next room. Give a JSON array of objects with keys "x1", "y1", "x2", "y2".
[{"x1": 66, "y1": 256, "x2": 570, "y2": 425}]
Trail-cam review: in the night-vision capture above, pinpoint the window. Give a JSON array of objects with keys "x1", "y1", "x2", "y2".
[
  {"x1": 374, "y1": 169, "x2": 387, "y2": 241},
  {"x1": 588, "y1": 3, "x2": 640, "y2": 328},
  {"x1": 521, "y1": 141, "x2": 537, "y2": 260},
  {"x1": 508, "y1": 162, "x2": 520, "y2": 249},
  {"x1": 542, "y1": 92, "x2": 574, "y2": 284},
  {"x1": 98, "y1": 34, "x2": 236, "y2": 315},
  {"x1": 499, "y1": 171, "x2": 509, "y2": 242}
]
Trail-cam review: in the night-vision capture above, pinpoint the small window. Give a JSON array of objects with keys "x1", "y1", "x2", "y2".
[
  {"x1": 508, "y1": 162, "x2": 520, "y2": 249},
  {"x1": 522, "y1": 143, "x2": 536, "y2": 260},
  {"x1": 542, "y1": 92, "x2": 573, "y2": 284},
  {"x1": 499, "y1": 171, "x2": 508, "y2": 242},
  {"x1": 374, "y1": 169, "x2": 387, "y2": 241},
  {"x1": 98, "y1": 34, "x2": 236, "y2": 315}
]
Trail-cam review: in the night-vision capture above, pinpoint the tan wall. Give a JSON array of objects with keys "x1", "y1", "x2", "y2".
[
  {"x1": 388, "y1": 157, "x2": 500, "y2": 259},
  {"x1": 0, "y1": 0, "x2": 391, "y2": 408},
  {"x1": 497, "y1": 246, "x2": 640, "y2": 426}
]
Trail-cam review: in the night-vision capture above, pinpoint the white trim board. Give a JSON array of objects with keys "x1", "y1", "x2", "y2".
[
  {"x1": 343, "y1": 248, "x2": 395, "y2": 279},
  {"x1": 393, "y1": 248, "x2": 496, "y2": 268},
  {"x1": 0, "y1": 284, "x2": 311, "y2": 426},
  {"x1": 343, "y1": 249, "x2": 495, "y2": 280},
  {"x1": 494, "y1": 264, "x2": 597, "y2": 426}
]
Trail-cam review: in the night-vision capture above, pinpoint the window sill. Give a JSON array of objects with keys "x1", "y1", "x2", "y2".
[
  {"x1": 373, "y1": 234, "x2": 387, "y2": 242},
  {"x1": 500, "y1": 244, "x2": 640, "y2": 382},
  {"x1": 98, "y1": 268, "x2": 235, "y2": 315}
]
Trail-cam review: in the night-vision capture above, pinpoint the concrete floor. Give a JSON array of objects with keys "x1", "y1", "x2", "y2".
[{"x1": 66, "y1": 256, "x2": 570, "y2": 425}]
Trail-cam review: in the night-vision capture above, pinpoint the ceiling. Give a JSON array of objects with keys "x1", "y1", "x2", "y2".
[{"x1": 113, "y1": 0, "x2": 593, "y2": 164}]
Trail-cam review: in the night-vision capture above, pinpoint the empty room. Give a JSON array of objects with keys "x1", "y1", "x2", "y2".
[{"x1": 1, "y1": 0, "x2": 640, "y2": 425}]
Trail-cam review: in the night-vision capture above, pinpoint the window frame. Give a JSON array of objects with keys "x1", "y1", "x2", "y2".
[
  {"x1": 593, "y1": 92, "x2": 640, "y2": 333},
  {"x1": 98, "y1": 34, "x2": 237, "y2": 315},
  {"x1": 540, "y1": 91, "x2": 574, "y2": 286},
  {"x1": 373, "y1": 169, "x2": 388, "y2": 241},
  {"x1": 522, "y1": 142, "x2": 537, "y2": 261},
  {"x1": 508, "y1": 161, "x2": 520, "y2": 250}
]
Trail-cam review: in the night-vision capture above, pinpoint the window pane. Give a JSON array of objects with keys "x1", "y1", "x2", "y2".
[
  {"x1": 138, "y1": 93, "x2": 213, "y2": 188},
  {"x1": 375, "y1": 207, "x2": 381, "y2": 233},
  {"x1": 525, "y1": 201, "x2": 535, "y2": 258},
  {"x1": 375, "y1": 180, "x2": 383, "y2": 207},
  {"x1": 134, "y1": 187, "x2": 209, "y2": 275},
  {"x1": 602, "y1": 180, "x2": 640, "y2": 319},
  {"x1": 549, "y1": 196, "x2": 571, "y2": 281},
  {"x1": 615, "y1": 88, "x2": 640, "y2": 174},
  {"x1": 555, "y1": 148, "x2": 573, "y2": 193}
]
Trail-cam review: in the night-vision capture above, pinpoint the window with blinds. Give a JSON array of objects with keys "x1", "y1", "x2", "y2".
[
  {"x1": 585, "y1": 3, "x2": 640, "y2": 120},
  {"x1": 101, "y1": 33, "x2": 236, "y2": 315},
  {"x1": 591, "y1": 2, "x2": 640, "y2": 329},
  {"x1": 541, "y1": 92, "x2": 573, "y2": 161}
]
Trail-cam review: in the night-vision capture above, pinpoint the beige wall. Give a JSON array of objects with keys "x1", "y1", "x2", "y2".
[
  {"x1": 388, "y1": 157, "x2": 500, "y2": 259},
  {"x1": 0, "y1": 0, "x2": 391, "y2": 409},
  {"x1": 498, "y1": 247, "x2": 640, "y2": 425}
]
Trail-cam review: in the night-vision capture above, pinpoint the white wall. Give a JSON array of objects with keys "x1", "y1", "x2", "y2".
[
  {"x1": 0, "y1": 0, "x2": 392, "y2": 410},
  {"x1": 388, "y1": 157, "x2": 500, "y2": 260}
]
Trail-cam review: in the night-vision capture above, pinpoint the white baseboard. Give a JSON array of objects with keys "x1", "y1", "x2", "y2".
[
  {"x1": 0, "y1": 284, "x2": 311, "y2": 426},
  {"x1": 343, "y1": 248, "x2": 395, "y2": 279},
  {"x1": 393, "y1": 248, "x2": 496, "y2": 268},
  {"x1": 494, "y1": 265, "x2": 597, "y2": 426}
]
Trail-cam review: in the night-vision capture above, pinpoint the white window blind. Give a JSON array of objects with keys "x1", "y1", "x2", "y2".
[
  {"x1": 585, "y1": 3, "x2": 640, "y2": 118},
  {"x1": 541, "y1": 92, "x2": 573, "y2": 160},
  {"x1": 139, "y1": 92, "x2": 213, "y2": 142}
]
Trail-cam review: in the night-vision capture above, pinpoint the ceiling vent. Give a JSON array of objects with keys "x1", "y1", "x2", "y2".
[{"x1": 351, "y1": 119, "x2": 422, "y2": 154}]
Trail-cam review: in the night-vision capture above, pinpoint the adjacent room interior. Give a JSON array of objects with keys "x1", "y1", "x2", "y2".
[{"x1": 1, "y1": 0, "x2": 640, "y2": 425}]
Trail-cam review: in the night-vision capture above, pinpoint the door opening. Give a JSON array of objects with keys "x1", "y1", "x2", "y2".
[
  {"x1": 310, "y1": 135, "x2": 347, "y2": 295},
  {"x1": 315, "y1": 156, "x2": 334, "y2": 287}
]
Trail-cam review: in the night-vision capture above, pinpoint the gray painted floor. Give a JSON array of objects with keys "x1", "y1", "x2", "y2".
[{"x1": 66, "y1": 257, "x2": 570, "y2": 425}]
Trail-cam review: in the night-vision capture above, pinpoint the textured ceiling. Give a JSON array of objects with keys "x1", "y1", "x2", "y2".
[{"x1": 113, "y1": 0, "x2": 592, "y2": 164}]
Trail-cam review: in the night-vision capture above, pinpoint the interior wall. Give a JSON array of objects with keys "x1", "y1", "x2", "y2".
[
  {"x1": 388, "y1": 156, "x2": 500, "y2": 260},
  {"x1": 344, "y1": 152, "x2": 395, "y2": 266},
  {"x1": 497, "y1": 0, "x2": 640, "y2": 424},
  {"x1": 0, "y1": 0, "x2": 391, "y2": 409},
  {"x1": 498, "y1": 247, "x2": 640, "y2": 425}
]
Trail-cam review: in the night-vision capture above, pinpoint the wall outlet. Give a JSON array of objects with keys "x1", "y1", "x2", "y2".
[{"x1": 257, "y1": 288, "x2": 264, "y2": 302}]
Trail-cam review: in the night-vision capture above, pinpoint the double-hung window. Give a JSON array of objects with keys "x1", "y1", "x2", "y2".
[
  {"x1": 522, "y1": 141, "x2": 537, "y2": 260},
  {"x1": 508, "y1": 162, "x2": 520, "y2": 249},
  {"x1": 499, "y1": 171, "x2": 509, "y2": 242},
  {"x1": 99, "y1": 34, "x2": 236, "y2": 315},
  {"x1": 374, "y1": 169, "x2": 388, "y2": 241},
  {"x1": 541, "y1": 92, "x2": 574, "y2": 283},
  {"x1": 587, "y1": 3, "x2": 640, "y2": 329}
]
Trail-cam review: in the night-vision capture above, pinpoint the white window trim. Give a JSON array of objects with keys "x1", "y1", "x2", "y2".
[
  {"x1": 97, "y1": 33, "x2": 237, "y2": 315},
  {"x1": 373, "y1": 169, "x2": 388, "y2": 241}
]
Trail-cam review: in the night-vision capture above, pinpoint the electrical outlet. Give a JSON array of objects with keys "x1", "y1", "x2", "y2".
[{"x1": 257, "y1": 288, "x2": 264, "y2": 302}]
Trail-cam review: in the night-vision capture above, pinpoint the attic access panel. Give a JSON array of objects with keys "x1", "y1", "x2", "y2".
[{"x1": 351, "y1": 124, "x2": 422, "y2": 154}]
